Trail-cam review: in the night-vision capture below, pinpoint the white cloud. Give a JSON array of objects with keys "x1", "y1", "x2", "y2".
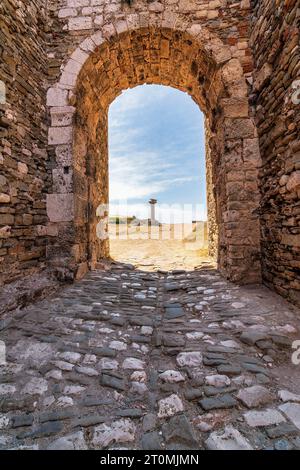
[
  {"x1": 108, "y1": 85, "x2": 206, "y2": 220},
  {"x1": 109, "y1": 150, "x2": 198, "y2": 202},
  {"x1": 110, "y1": 84, "x2": 174, "y2": 115}
]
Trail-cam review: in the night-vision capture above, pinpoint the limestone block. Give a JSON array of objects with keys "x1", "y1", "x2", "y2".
[
  {"x1": 0, "y1": 175, "x2": 7, "y2": 191},
  {"x1": 127, "y1": 13, "x2": 140, "y2": 30},
  {"x1": 0, "y1": 214, "x2": 14, "y2": 225},
  {"x1": 53, "y1": 168, "x2": 73, "y2": 193},
  {"x1": 207, "y1": 10, "x2": 219, "y2": 20},
  {"x1": 206, "y1": 425, "x2": 253, "y2": 450},
  {"x1": 47, "y1": 193, "x2": 74, "y2": 222},
  {"x1": 243, "y1": 138, "x2": 262, "y2": 167},
  {"x1": 63, "y1": 59, "x2": 82, "y2": 76},
  {"x1": 105, "y1": 2, "x2": 118, "y2": 14},
  {"x1": 67, "y1": 0, "x2": 89, "y2": 8},
  {"x1": 286, "y1": 172, "x2": 300, "y2": 192},
  {"x1": 244, "y1": 409, "x2": 286, "y2": 427},
  {"x1": 115, "y1": 20, "x2": 128, "y2": 35},
  {"x1": 21, "y1": 377, "x2": 48, "y2": 395},
  {"x1": 237, "y1": 386, "x2": 274, "y2": 408},
  {"x1": 60, "y1": 71, "x2": 78, "y2": 88},
  {"x1": 36, "y1": 225, "x2": 58, "y2": 237},
  {"x1": 209, "y1": 0, "x2": 221, "y2": 7},
  {"x1": 94, "y1": 15, "x2": 104, "y2": 26},
  {"x1": 55, "y1": 145, "x2": 72, "y2": 166},
  {"x1": 241, "y1": 0, "x2": 250, "y2": 8},
  {"x1": 91, "y1": 31, "x2": 104, "y2": 46},
  {"x1": 254, "y1": 63, "x2": 273, "y2": 91},
  {"x1": 92, "y1": 419, "x2": 136, "y2": 448},
  {"x1": 82, "y1": 7, "x2": 102, "y2": 16},
  {"x1": 68, "y1": 17, "x2": 92, "y2": 31},
  {"x1": 80, "y1": 37, "x2": 97, "y2": 53},
  {"x1": 195, "y1": 10, "x2": 208, "y2": 19},
  {"x1": 149, "y1": 1, "x2": 164, "y2": 13},
  {"x1": 221, "y1": 98, "x2": 249, "y2": 118},
  {"x1": 279, "y1": 175, "x2": 289, "y2": 186},
  {"x1": 58, "y1": 8, "x2": 77, "y2": 18},
  {"x1": 187, "y1": 24, "x2": 203, "y2": 38},
  {"x1": 23, "y1": 214, "x2": 33, "y2": 225},
  {"x1": 158, "y1": 394, "x2": 184, "y2": 418},
  {"x1": 102, "y1": 23, "x2": 116, "y2": 39},
  {"x1": 71, "y1": 48, "x2": 89, "y2": 65},
  {"x1": 281, "y1": 234, "x2": 300, "y2": 247},
  {"x1": 209, "y1": 43, "x2": 231, "y2": 64},
  {"x1": 0, "y1": 226, "x2": 11, "y2": 238},
  {"x1": 279, "y1": 403, "x2": 300, "y2": 430},
  {"x1": 47, "y1": 87, "x2": 68, "y2": 107},
  {"x1": 0, "y1": 193, "x2": 10, "y2": 203},
  {"x1": 179, "y1": 0, "x2": 198, "y2": 13},
  {"x1": 48, "y1": 127, "x2": 73, "y2": 145},
  {"x1": 17, "y1": 162, "x2": 28, "y2": 174},
  {"x1": 224, "y1": 118, "x2": 256, "y2": 139},
  {"x1": 50, "y1": 107, "x2": 75, "y2": 127},
  {"x1": 222, "y1": 59, "x2": 243, "y2": 84},
  {"x1": 279, "y1": 390, "x2": 300, "y2": 403}
]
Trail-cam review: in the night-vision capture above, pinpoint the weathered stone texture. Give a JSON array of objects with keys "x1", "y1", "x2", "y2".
[
  {"x1": 0, "y1": 0, "x2": 49, "y2": 286},
  {"x1": 251, "y1": 0, "x2": 300, "y2": 305},
  {"x1": 0, "y1": 0, "x2": 299, "y2": 307},
  {"x1": 45, "y1": 0, "x2": 262, "y2": 284}
]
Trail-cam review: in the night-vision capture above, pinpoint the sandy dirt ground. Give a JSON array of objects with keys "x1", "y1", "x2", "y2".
[{"x1": 109, "y1": 223, "x2": 211, "y2": 271}]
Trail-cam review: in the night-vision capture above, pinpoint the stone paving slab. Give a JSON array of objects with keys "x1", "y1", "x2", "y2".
[{"x1": 0, "y1": 263, "x2": 300, "y2": 450}]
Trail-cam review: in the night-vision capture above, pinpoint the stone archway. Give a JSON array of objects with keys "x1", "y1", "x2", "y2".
[{"x1": 46, "y1": 23, "x2": 262, "y2": 284}]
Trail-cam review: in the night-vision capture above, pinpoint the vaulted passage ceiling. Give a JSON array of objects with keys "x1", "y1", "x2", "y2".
[{"x1": 75, "y1": 28, "x2": 223, "y2": 124}]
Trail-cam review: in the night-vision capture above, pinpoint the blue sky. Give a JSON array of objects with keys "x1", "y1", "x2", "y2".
[{"x1": 108, "y1": 85, "x2": 207, "y2": 223}]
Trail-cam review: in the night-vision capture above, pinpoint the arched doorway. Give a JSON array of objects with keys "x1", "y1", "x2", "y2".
[
  {"x1": 108, "y1": 84, "x2": 208, "y2": 270},
  {"x1": 47, "y1": 26, "x2": 262, "y2": 284}
]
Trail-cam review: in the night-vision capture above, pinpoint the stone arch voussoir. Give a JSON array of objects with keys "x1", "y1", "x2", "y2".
[{"x1": 46, "y1": 18, "x2": 261, "y2": 284}]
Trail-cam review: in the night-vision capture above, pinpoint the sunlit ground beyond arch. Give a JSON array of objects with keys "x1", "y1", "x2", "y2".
[{"x1": 108, "y1": 85, "x2": 212, "y2": 271}]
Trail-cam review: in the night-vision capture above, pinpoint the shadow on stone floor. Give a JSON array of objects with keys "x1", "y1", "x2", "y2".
[{"x1": 0, "y1": 261, "x2": 300, "y2": 449}]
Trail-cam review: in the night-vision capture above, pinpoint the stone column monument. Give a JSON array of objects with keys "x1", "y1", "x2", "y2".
[{"x1": 149, "y1": 199, "x2": 157, "y2": 226}]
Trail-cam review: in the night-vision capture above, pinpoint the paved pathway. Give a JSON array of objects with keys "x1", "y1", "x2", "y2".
[{"x1": 1, "y1": 259, "x2": 300, "y2": 450}]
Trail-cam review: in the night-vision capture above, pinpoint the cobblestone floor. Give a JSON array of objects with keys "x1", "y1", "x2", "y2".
[{"x1": 1, "y1": 253, "x2": 300, "y2": 450}]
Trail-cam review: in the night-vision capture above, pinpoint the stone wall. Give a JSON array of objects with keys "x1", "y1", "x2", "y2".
[
  {"x1": 251, "y1": 0, "x2": 300, "y2": 305},
  {"x1": 0, "y1": 1, "x2": 49, "y2": 287},
  {"x1": 205, "y1": 119, "x2": 218, "y2": 259},
  {"x1": 45, "y1": 0, "x2": 262, "y2": 285},
  {"x1": 3, "y1": 0, "x2": 299, "y2": 309}
]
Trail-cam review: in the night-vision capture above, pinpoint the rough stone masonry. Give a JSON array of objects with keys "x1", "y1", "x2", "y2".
[
  {"x1": 0, "y1": 0, "x2": 299, "y2": 308},
  {"x1": 0, "y1": 260, "x2": 300, "y2": 450},
  {"x1": 0, "y1": 0, "x2": 300, "y2": 452}
]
